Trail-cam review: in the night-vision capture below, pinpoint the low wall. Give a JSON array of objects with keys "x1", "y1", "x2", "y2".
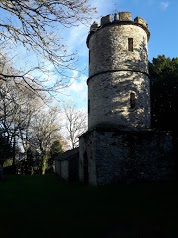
[
  {"x1": 55, "y1": 148, "x2": 79, "y2": 182},
  {"x1": 79, "y1": 128, "x2": 176, "y2": 185}
]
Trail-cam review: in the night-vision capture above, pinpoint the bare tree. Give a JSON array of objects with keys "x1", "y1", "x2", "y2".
[
  {"x1": 63, "y1": 102, "x2": 87, "y2": 149},
  {"x1": 0, "y1": 75, "x2": 45, "y2": 171},
  {"x1": 30, "y1": 107, "x2": 61, "y2": 174},
  {"x1": 0, "y1": 1, "x2": 96, "y2": 93}
]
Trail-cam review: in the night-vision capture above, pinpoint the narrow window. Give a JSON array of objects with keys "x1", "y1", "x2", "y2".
[
  {"x1": 130, "y1": 92, "x2": 136, "y2": 109},
  {"x1": 89, "y1": 50, "x2": 91, "y2": 64},
  {"x1": 88, "y1": 99, "x2": 90, "y2": 113},
  {"x1": 128, "y1": 38, "x2": 133, "y2": 51}
]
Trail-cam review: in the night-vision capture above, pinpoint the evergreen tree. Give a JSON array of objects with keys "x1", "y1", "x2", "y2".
[{"x1": 149, "y1": 55, "x2": 178, "y2": 131}]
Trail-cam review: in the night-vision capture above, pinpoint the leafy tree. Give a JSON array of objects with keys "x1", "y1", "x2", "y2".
[
  {"x1": 50, "y1": 140, "x2": 64, "y2": 157},
  {"x1": 149, "y1": 55, "x2": 178, "y2": 131},
  {"x1": 3, "y1": 159, "x2": 13, "y2": 168}
]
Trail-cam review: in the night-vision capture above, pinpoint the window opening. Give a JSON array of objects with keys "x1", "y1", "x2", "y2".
[
  {"x1": 88, "y1": 99, "x2": 90, "y2": 113},
  {"x1": 130, "y1": 92, "x2": 136, "y2": 109},
  {"x1": 128, "y1": 38, "x2": 133, "y2": 51},
  {"x1": 89, "y1": 50, "x2": 91, "y2": 64}
]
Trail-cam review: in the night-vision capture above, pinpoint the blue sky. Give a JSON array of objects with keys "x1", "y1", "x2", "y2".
[
  {"x1": 61, "y1": 0, "x2": 178, "y2": 110},
  {"x1": 0, "y1": 0, "x2": 177, "y2": 111},
  {"x1": 88, "y1": 0, "x2": 178, "y2": 60}
]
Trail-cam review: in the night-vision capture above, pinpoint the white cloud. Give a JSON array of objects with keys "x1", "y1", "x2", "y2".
[
  {"x1": 160, "y1": 1, "x2": 170, "y2": 10},
  {"x1": 67, "y1": 73, "x2": 88, "y2": 109},
  {"x1": 57, "y1": 70, "x2": 87, "y2": 110},
  {"x1": 66, "y1": 24, "x2": 89, "y2": 54}
]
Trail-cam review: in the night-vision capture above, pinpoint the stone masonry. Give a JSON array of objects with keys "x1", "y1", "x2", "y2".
[
  {"x1": 87, "y1": 12, "x2": 150, "y2": 130},
  {"x1": 79, "y1": 128, "x2": 176, "y2": 185},
  {"x1": 79, "y1": 12, "x2": 176, "y2": 186}
]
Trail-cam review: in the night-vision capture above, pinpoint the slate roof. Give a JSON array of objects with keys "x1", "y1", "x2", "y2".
[{"x1": 54, "y1": 147, "x2": 79, "y2": 161}]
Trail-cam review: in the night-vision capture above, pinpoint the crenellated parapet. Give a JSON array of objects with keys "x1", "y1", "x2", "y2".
[
  {"x1": 78, "y1": 11, "x2": 176, "y2": 187},
  {"x1": 87, "y1": 11, "x2": 151, "y2": 131},
  {"x1": 87, "y1": 12, "x2": 150, "y2": 47}
]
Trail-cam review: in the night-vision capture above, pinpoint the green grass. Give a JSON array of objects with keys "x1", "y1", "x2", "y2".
[{"x1": 0, "y1": 175, "x2": 177, "y2": 238}]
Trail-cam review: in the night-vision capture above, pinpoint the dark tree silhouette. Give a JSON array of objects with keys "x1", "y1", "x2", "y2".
[
  {"x1": 149, "y1": 55, "x2": 178, "y2": 132},
  {"x1": 0, "y1": 134, "x2": 13, "y2": 167}
]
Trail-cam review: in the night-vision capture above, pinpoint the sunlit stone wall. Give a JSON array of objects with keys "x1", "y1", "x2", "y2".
[
  {"x1": 87, "y1": 12, "x2": 151, "y2": 130},
  {"x1": 88, "y1": 71, "x2": 150, "y2": 130}
]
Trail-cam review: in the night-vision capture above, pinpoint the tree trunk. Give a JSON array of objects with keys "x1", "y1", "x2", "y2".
[
  {"x1": 0, "y1": 164, "x2": 4, "y2": 180},
  {"x1": 12, "y1": 136, "x2": 16, "y2": 174},
  {"x1": 41, "y1": 153, "x2": 48, "y2": 175}
]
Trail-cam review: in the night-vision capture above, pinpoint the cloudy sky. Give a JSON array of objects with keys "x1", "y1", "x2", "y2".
[{"x1": 61, "y1": 0, "x2": 178, "y2": 110}]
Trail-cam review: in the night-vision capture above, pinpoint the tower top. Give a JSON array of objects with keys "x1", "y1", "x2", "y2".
[{"x1": 87, "y1": 12, "x2": 150, "y2": 47}]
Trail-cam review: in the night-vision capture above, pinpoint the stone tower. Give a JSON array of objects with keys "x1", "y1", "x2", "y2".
[
  {"x1": 87, "y1": 12, "x2": 151, "y2": 130},
  {"x1": 79, "y1": 12, "x2": 176, "y2": 186}
]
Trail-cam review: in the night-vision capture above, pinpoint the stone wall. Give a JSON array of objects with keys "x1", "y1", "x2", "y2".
[
  {"x1": 79, "y1": 129, "x2": 176, "y2": 185},
  {"x1": 87, "y1": 13, "x2": 151, "y2": 130},
  {"x1": 61, "y1": 160, "x2": 69, "y2": 180},
  {"x1": 88, "y1": 24, "x2": 149, "y2": 77},
  {"x1": 55, "y1": 160, "x2": 61, "y2": 175},
  {"x1": 79, "y1": 132, "x2": 97, "y2": 185},
  {"x1": 88, "y1": 71, "x2": 150, "y2": 130},
  {"x1": 54, "y1": 148, "x2": 79, "y2": 182},
  {"x1": 55, "y1": 160, "x2": 69, "y2": 180}
]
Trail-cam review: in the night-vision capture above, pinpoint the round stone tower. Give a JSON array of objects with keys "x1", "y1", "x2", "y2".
[{"x1": 87, "y1": 12, "x2": 151, "y2": 130}]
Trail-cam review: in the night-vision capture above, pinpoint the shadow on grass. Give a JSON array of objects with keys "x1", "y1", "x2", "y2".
[{"x1": 0, "y1": 174, "x2": 177, "y2": 238}]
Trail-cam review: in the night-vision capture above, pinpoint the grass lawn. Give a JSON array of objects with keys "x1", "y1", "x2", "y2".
[{"x1": 0, "y1": 174, "x2": 177, "y2": 238}]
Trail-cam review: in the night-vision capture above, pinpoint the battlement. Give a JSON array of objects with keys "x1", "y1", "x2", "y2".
[{"x1": 87, "y1": 12, "x2": 150, "y2": 46}]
